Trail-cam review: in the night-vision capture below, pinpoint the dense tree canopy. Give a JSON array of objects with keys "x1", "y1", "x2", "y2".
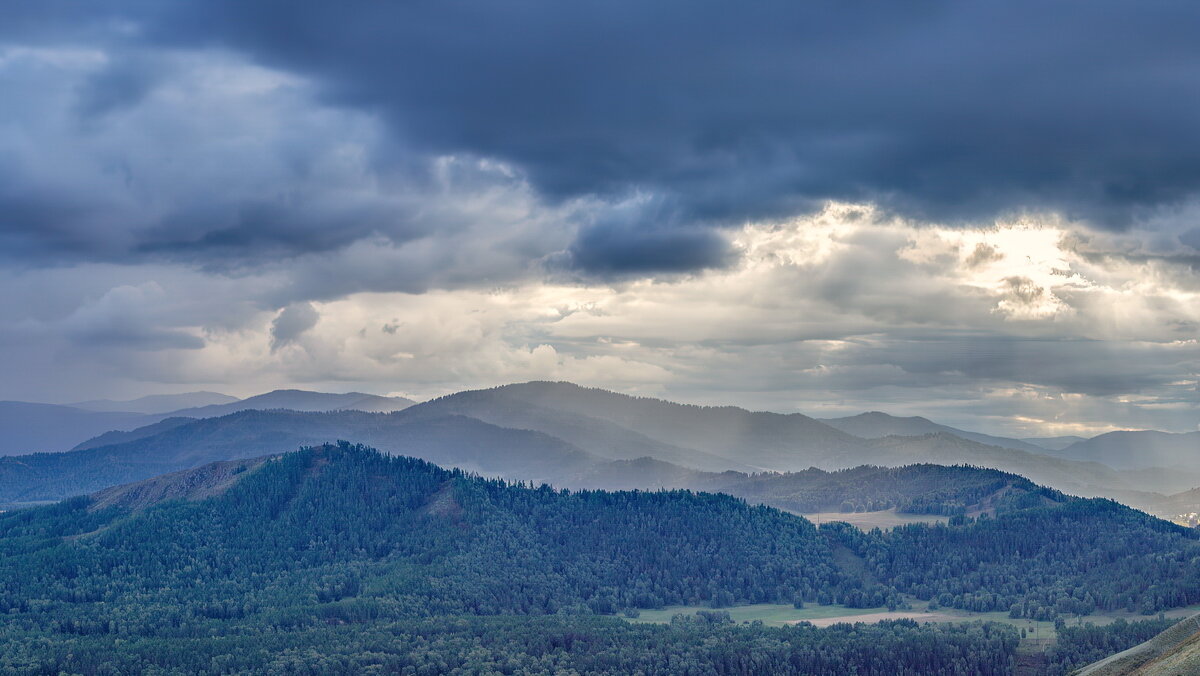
[{"x1": 0, "y1": 442, "x2": 1195, "y2": 673}]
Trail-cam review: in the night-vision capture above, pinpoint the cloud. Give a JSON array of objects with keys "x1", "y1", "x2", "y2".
[
  {"x1": 566, "y1": 223, "x2": 733, "y2": 275},
  {"x1": 269, "y1": 302, "x2": 318, "y2": 352},
  {"x1": 61, "y1": 283, "x2": 205, "y2": 351},
  {"x1": 4, "y1": 1, "x2": 1200, "y2": 283},
  {"x1": 143, "y1": 0, "x2": 1200, "y2": 232},
  {"x1": 0, "y1": 207, "x2": 1192, "y2": 434},
  {"x1": 0, "y1": 4, "x2": 1197, "y2": 434}
]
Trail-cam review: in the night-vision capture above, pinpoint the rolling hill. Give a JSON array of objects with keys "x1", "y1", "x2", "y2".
[
  {"x1": 0, "y1": 443, "x2": 1038, "y2": 674},
  {"x1": 1074, "y1": 613, "x2": 1200, "y2": 675},
  {"x1": 1, "y1": 443, "x2": 1199, "y2": 673},
  {"x1": 1022, "y1": 435, "x2": 1088, "y2": 451},
  {"x1": 573, "y1": 460, "x2": 1063, "y2": 516},
  {"x1": 413, "y1": 381, "x2": 865, "y2": 471},
  {"x1": 162, "y1": 389, "x2": 416, "y2": 418},
  {"x1": 1048, "y1": 430, "x2": 1200, "y2": 470},
  {"x1": 0, "y1": 389, "x2": 418, "y2": 458},
  {"x1": 0, "y1": 410, "x2": 597, "y2": 504},
  {"x1": 68, "y1": 391, "x2": 239, "y2": 414},
  {"x1": 820, "y1": 411, "x2": 1049, "y2": 453},
  {"x1": 5, "y1": 382, "x2": 1192, "y2": 507},
  {"x1": 409, "y1": 383, "x2": 1197, "y2": 496}
]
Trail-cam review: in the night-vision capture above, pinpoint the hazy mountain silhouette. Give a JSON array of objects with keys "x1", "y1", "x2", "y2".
[
  {"x1": 0, "y1": 409, "x2": 595, "y2": 504},
  {"x1": 1047, "y1": 430, "x2": 1200, "y2": 470},
  {"x1": 1021, "y1": 435, "x2": 1089, "y2": 451},
  {"x1": 69, "y1": 391, "x2": 239, "y2": 414},
  {"x1": 821, "y1": 411, "x2": 1049, "y2": 453}
]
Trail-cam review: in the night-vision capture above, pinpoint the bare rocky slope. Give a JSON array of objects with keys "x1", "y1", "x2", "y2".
[{"x1": 1075, "y1": 613, "x2": 1200, "y2": 675}]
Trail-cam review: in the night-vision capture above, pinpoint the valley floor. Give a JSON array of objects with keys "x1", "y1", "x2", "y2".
[
  {"x1": 795, "y1": 508, "x2": 948, "y2": 529},
  {"x1": 626, "y1": 599, "x2": 1200, "y2": 641}
]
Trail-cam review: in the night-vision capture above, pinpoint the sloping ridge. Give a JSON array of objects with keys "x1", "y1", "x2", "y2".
[
  {"x1": 821, "y1": 411, "x2": 1049, "y2": 453},
  {"x1": 1075, "y1": 613, "x2": 1200, "y2": 675},
  {"x1": 0, "y1": 409, "x2": 603, "y2": 503},
  {"x1": 89, "y1": 455, "x2": 274, "y2": 512},
  {"x1": 419, "y1": 381, "x2": 866, "y2": 470},
  {"x1": 1054, "y1": 431, "x2": 1200, "y2": 470}
]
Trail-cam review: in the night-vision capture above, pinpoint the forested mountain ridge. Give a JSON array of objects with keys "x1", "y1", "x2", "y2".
[
  {"x1": 7, "y1": 442, "x2": 1197, "y2": 621},
  {"x1": 0, "y1": 410, "x2": 598, "y2": 504},
  {"x1": 576, "y1": 461, "x2": 1064, "y2": 516},
  {"x1": 357, "y1": 382, "x2": 1199, "y2": 497},
  {"x1": 0, "y1": 442, "x2": 849, "y2": 628},
  {"x1": 0, "y1": 443, "x2": 1197, "y2": 672},
  {"x1": 88, "y1": 456, "x2": 275, "y2": 512},
  {"x1": 2, "y1": 401, "x2": 1188, "y2": 511}
]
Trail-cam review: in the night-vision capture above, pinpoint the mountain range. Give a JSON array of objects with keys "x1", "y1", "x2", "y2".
[
  {"x1": 0, "y1": 380, "x2": 1194, "y2": 525},
  {"x1": 1, "y1": 381, "x2": 1195, "y2": 511},
  {"x1": 2, "y1": 442, "x2": 1198, "y2": 673},
  {"x1": 819, "y1": 411, "x2": 1050, "y2": 453},
  {"x1": 0, "y1": 389, "x2": 415, "y2": 456}
]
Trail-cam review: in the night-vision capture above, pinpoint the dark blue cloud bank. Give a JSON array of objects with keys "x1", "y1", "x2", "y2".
[
  {"x1": 0, "y1": 0, "x2": 1196, "y2": 434},
  {"x1": 4, "y1": 0, "x2": 1200, "y2": 275}
]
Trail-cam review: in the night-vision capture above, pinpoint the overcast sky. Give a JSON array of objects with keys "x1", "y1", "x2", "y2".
[{"x1": 1, "y1": 1, "x2": 1197, "y2": 436}]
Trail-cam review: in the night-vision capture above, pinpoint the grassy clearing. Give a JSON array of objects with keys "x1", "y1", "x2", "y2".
[
  {"x1": 625, "y1": 603, "x2": 884, "y2": 626},
  {"x1": 794, "y1": 509, "x2": 947, "y2": 530},
  {"x1": 622, "y1": 599, "x2": 1200, "y2": 637}
]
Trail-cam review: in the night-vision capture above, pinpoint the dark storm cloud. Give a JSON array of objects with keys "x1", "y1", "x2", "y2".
[
  {"x1": 152, "y1": 1, "x2": 1200, "y2": 222},
  {"x1": 270, "y1": 302, "x2": 319, "y2": 352},
  {"x1": 73, "y1": 53, "x2": 164, "y2": 120},
  {"x1": 6, "y1": 0, "x2": 1200, "y2": 276},
  {"x1": 567, "y1": 223, "x2": 733, "y2": 275}
]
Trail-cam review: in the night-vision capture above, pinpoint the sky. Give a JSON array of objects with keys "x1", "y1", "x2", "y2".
[{"x1": 1, "y1": 1, "x2": 1197, "y2": 436}]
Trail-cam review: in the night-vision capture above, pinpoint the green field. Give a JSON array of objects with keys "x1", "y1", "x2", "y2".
[
  {"x1": 795, "y1": 509, "x2": 947, "y2": 530},
  {"x1": 623, "y1": 599, "x2": 1200, "y2": 640},
  {"x1": 626, "y1": 603, "x2": 885, "y2": 626}
]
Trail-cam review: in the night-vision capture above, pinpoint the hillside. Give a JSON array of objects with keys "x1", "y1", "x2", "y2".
[
  {"x1": 821, "y1": 411, "x2": 1048, "y2": 453},
  {"x1": 1, "y1": 444, "x2": 1198, "y2": 672},
  {"x1": 5, "y1": 383, "x2": 1191, "y2": 506},
  {"x1": 1050, "y1": 431, "x2": 1200, "y2": 470},
  {"x1": 0, "y1": 390, "x2": 418, "y2": 458},
  {"x1": 0, "y1": 410, "x2": 598, "y2": 503},
  {"x1": 1074, "y1": 613, "x2": 1200, "y2": 675},
  {"x1": 1023, "y1": 435, "x2": 1088, "y2": 451},
  {"x1": 852, "y1": 433, "x2": 1174, "y2": 498},
  {"x1": 574, "y1": 461, "x2": 1063, "y2": 516},
  {"x1": 71, "y1": 416, "x2": 197, "y2": 451},
  {"x1": 405, "y1": 387, "x2": 752, "y2": 472},
  {"x1": 415, "y1": 381, "x2": 865, "y2": 470},
  {"x1": 69, "y1": 391, "x2": 239, "y2": 414},
  {"x1": 4, "y1": 443, "x2": 1000, "y2": 675},
  {"x1": 160, "y1": 389, "x2": 416, "y2": 418},
  {"x1": 89, "y1": 456, "x2": 275, "y2": 512},
  {"x1": 410, "y1": 383, "x2": 1171, "y2": 496}
]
